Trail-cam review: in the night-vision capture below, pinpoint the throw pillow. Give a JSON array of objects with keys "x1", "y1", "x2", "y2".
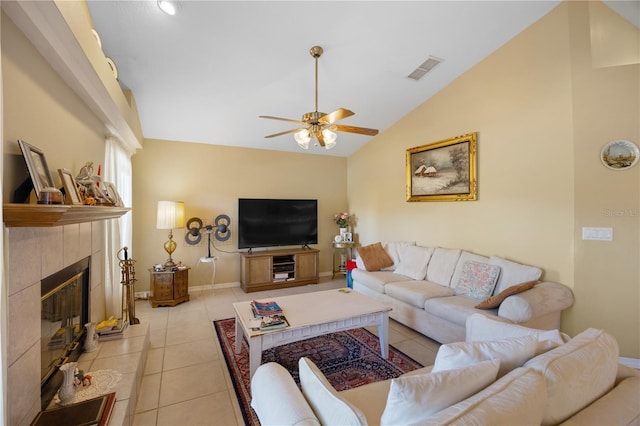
[
  {"x1": 475, "y1": 280, "x2": 537, "y2": 309},
  {"x1": 298, "y1": 357, "x2": 367, "y2": 425},
  {"x1": 392, "y1": 245, "x2": 434, "y2": 280},
  {"x1": 433, "y1": 334, "x2": 538, "y2": 378},
  {"x1": 356, "y1": 242, "x2": 394, "y2": 272},
  {"x1": 489, "y1": 256, "x2": 542, "y2": 294},
  {"x1": 454, "y1": 261, "x2": 501, "y2": 300},
  {"x1": 450, "y1": 251, "x2": 491, "y2": 290},
  {"x1": 380, "y1": 359, "x2": 500, "y2": 426},
  {"x1": 424, "y1": 368, "x2": 547, "y2": 426},
  {"x1": 465, "y1": 313, "x2": 568, "y2": 355}
]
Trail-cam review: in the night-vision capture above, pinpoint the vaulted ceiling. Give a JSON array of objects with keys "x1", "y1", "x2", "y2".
[{"x1": 86, "y1": 1, "x2": 639, "y2": 156}]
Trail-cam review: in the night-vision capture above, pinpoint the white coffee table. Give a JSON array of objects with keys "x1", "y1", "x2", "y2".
[{"x1": 233, "y1": 289, "x2": 392, "y2": 378}]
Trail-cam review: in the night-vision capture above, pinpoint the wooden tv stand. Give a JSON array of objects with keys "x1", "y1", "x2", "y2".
[{"x1": 240, "y1": 248, "x2": 319, "y2": 292}]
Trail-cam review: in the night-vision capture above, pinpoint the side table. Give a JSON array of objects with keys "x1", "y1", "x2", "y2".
[
  {"x1": 149, "y1": 267, "x2": 190, "y2": 307},
  {"x1": 332, "y1": 242, "x2": 355, "y2": 279}
]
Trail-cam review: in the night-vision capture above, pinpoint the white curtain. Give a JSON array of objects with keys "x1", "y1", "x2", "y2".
[{"x1": 103, "y1": 135, "x2": 133, "y2": 318}]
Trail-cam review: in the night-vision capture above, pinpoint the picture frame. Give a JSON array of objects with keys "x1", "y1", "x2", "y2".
[
  {"x1": 600, "y1": 139, "x2": 638, "y2": 170},
  {"x1": 103, "y1": 182, "x2": 124, "y2": 207},
  {"x1": 406, "y1": 132, "x2": 477, "y2": 202},
  {"x1": 58, "y1": 169, "x2": 84, "y2": 205},
  {"x1": 18, "y1": 139, "x2": 55, "y2": 199},
  {"x1": 343, "y1": 232, "x2": 353, "y2": 243}
]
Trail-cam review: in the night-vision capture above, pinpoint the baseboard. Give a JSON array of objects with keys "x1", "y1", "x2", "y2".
[
  {"x1": 619, "y1": 356, "x2": 640, "y2": 369},
  {"x1": 189, "y1": 282, "x2": 241, "y2": 293}
]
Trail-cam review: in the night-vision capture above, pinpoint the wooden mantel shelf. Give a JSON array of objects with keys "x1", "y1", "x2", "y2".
[{"x1": 3, "y1": 204, "x2": 131, "y2": 227}]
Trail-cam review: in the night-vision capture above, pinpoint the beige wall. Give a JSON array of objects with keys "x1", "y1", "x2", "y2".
[
  {"x1": 569, "y1": 1, "x2": 640, "y2": 357},
  {"x1": 131, "y1": 139, "x2": 348, "y2": 290},
  {"x1": 3, "y1": 10, "x2": 112, "y2": 424},
  {"x1": 2, "y1": 11, "x2": 106, "y2": 200},
  {"x1": 348, "y1": 2, "x2": 639, "y2": 357}
]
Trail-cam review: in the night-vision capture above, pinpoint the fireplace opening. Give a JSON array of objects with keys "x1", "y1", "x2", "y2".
[{"x1": 40, "y1": 257, "x2": 90, "y2": 410}]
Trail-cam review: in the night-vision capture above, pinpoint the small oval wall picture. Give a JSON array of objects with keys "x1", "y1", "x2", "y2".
[{"x1": 601, "y1": 140, "x2": 638, "y2": 170}]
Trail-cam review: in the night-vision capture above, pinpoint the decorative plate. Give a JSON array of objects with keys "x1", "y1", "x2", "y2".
[
  {"x1": 105, "y1": 57, "x2": 119, "y2": 81},
  {"x1": 91, "y1": 29, "x2": 102, "y2": 49},
  {"x1": 601, "y1": 140, "x2": 638, "y2": 170}
]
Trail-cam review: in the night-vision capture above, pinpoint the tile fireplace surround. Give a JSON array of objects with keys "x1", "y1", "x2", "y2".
[{"x1": 6, "y1": 221, "x2": 108, "y2": 425}]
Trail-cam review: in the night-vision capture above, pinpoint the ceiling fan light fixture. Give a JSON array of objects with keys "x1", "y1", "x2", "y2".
[
  {"x1": 322, "y1": 129, "x2": 337, "y2": 149},
  {"x1": 158, "y1": 0, "x2": 179, "y2": 16},
  {"x1": 294, "y1": 129, "x2": 311, "y2": 149}
]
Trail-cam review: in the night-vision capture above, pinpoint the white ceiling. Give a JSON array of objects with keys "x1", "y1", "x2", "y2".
[{"x1": 86, "y1": 1, "x2": 639, "y2": 157}]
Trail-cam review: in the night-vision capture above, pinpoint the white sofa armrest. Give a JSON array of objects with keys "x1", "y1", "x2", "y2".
[
  {"x1": 498, "y1": 281, "x2": 574, "y2": 323},
  {"x1": 250, "y1": 362, "x2": 321, "y2": 426}
]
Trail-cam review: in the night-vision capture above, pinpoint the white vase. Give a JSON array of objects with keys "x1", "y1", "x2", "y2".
[
  {"x1": 339, "y1": 227, "x2": 348, "y2": 239},
  {"x1": 58, "y1": 362, "x2": 78, "y2": 406},
  {"x1": 84, "y1": 322, "x2": 98, "y2": 353}
]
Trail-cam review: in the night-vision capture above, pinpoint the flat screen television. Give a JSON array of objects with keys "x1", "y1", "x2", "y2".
[{"x1": 238, "y1": 198, "x2": 318, "y2": 249}]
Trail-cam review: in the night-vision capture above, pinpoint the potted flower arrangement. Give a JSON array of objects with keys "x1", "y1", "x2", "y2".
[{"x1": 334, "y1": 212, "x2": 350, "y2": 228}]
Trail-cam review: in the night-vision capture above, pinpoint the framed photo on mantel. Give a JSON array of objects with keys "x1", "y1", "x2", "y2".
[
  {"x1": 406, "y1": 132, "x2": 477, "y2": 202},
  {"x1": 58, "y1": 168, "x2": 84, "y2": 205},
  {"x1": 18, "y1": 139, "x2": 55, "y2": 199}
]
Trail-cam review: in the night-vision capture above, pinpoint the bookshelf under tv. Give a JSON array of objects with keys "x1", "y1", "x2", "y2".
[{"x1": 240, "y1": 248, "x2": 319, "y2": 292}]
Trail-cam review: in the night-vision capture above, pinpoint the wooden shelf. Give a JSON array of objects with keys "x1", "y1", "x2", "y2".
[{"x1": 3, "y1": 203, "x2": 130, "y2": 227}]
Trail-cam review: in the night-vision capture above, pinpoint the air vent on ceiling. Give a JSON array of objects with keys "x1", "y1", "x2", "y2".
[{"x1": 407, "y1": 56, "x2": 443, "y2": 81}]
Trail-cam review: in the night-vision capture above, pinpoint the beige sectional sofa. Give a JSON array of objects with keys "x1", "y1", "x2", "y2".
[
  {"x1": 351, "y1": 241, "x2": 575, "y2": 343},
  {"x1": 250, "y1": 315, "x2": 640, "y2": 425}
]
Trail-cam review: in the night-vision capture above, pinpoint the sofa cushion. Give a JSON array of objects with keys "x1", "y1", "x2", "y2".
[
  {"x1": 466, "y1": 313, "x2": 568, "y2": 355},
  {"x1": 393, "y1": 245, "x2": 434, "y2": 280},
  {"x1": 426, "y1": 247, "x2": 462, "y2": 286},
  {"x1": 489, "y1": 256, "x2": 542, "y2": 294},
  {"x1": 522, "y1": 328, "x2": 619, "y2": 426},
  {"x1": 339, "y1": 380, "x2": 392, "y2": 425},
  {"x1": 454, "y1": 261, "x2": 501, "y2": 300},
  {"x1": 357, "y1": 242, "x2": 394, "y2": 272},
  {"x1": 381, "y1": 241, "x2": 415, "y2": 271},
  {"x1": 475, "y1": 280, "x2": 537, "y2": 309},
  {"x1": 351, "y1": 269, "x2": 406, "y2": 294},
  {"x1": 385, "y1": 281, "x2": 455, "y2": 309},
  {"x1": 559, "y1": 374, "x2": 640, "y2": 426},
  {"x1": 423, "y1": 367, "x2": 547, "y2": 426},
  {"x1": 299, "y1": 357, "x2": 367, "y2": 425},
  {"x1": 424, "y1": 295, "x2": 488, "y2": 327},
  {"x1": 433, "y1": 335, "x2": 538, "y2": 378},
  {"x1": 450, "y1": 251, "x2": 491, "y2": 290},
  {"x1": 380, "y1": 359, "x2": 500, "y2": 425}
]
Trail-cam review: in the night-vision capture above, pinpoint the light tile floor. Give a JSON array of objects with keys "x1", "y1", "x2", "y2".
[{"x1": 131, "y1": 278, "x2": 441, "y2": 426}]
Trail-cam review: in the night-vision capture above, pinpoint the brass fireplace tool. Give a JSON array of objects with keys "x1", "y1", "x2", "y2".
[{"x1": 118, "y1": 246, "x2": 140, "y2": 325}]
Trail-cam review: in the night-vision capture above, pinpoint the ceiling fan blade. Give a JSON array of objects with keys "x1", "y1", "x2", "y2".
[
  {"x1": 316, "y1": 130, "x2": 326, "y2": 147},
  {"x1": 318, "y1": 108, "x2": 355, "y2": 125},
  {"x1": 333, "y1": 124, "x2": 379, "y2": 136},
  {"x1": 264, "y1": 128, "x2": 306, "y2": 138},
  {"x1": 259, "y1": 115, "x2": 306, "y2": 125}
]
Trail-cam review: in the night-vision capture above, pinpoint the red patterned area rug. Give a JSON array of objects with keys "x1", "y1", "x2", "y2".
[{"x1": 214, "y1": 318, "x2": 424, "y2": 426}]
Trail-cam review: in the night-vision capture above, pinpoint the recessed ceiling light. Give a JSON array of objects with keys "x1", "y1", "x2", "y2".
[{"x1": 158, "y1": 0, "x2": 179, "y2": 16}]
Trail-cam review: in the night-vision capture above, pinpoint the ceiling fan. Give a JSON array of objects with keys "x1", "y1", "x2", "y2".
[{"x1": 260, "y1": 46, "x2": 379, "y2": 150}]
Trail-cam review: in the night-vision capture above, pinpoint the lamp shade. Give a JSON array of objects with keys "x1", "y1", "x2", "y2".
[
  {"x1": 294, "y1": 129, "x2": 311, "y2": 149},
  {"x1": 323, "y1": 129, "x2": 337, "y2": 149},
  {"x1": 156, "y1": 201, "x2": 185, "y2": 229}
]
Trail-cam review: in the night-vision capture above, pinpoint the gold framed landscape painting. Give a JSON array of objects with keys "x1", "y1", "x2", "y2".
[{"x1": 406, "y1": 132, "x2": 477, "y2": 202}]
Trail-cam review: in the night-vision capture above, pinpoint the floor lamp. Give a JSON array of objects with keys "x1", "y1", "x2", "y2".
[{"x1": 156, "y1": 201, "x2": 185, "y2": 267}]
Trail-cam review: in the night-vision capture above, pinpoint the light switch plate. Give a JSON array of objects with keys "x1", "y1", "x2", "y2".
[{"x1": 582, "y1": 227, "x2": 613, "y2": 241}]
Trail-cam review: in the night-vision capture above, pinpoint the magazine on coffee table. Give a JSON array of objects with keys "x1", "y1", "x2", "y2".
[
  {"x1": 249, "y1": 313, "x2": 289, "y2": 332},
  {"x1": 250, "y1": 300, "x2": 283, "y2": 317}
]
